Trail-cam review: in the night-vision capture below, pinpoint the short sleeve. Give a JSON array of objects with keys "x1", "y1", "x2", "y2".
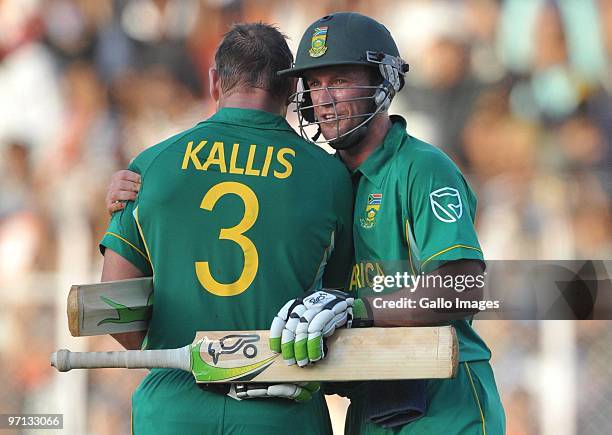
[
  {"x1": 407, "y1": 151, "x2": 483, "y2": 273},
  {"x1": 99, "y1": 198, "x2": 153, "y2": 276}
]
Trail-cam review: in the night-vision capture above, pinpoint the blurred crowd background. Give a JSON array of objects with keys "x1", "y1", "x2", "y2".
[{"x1": 0, "y1": 0, "x2": 610, "y2": 434}]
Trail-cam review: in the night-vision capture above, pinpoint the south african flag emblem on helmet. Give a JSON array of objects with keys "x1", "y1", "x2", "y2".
[{"x1": 309, "y1": 27, "x2": 328, "y2": 57}]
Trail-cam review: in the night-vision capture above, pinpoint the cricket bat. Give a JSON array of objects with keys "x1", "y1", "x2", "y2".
[
  {"x1": 67, "y1": 277, "x2": 153, "y2": 336},
  {"x1": 51, "y1": 326, "x2": 458, "y2": 382}
]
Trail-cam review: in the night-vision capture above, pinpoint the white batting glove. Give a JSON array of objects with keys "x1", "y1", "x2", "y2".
[
  {"x1": 229, "y1": 382, "x2": 320, "y2": 402},
  {"x1": 270, "y1": 289, "x2": 360, "y2": 367}
]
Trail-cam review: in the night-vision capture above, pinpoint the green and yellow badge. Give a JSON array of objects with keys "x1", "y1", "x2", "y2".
[
  {"x1": 360, "y1": 193, "x2": 382, "y2": 229},
  {"x1": 309, "y1": 27, "x2": 328, "y2": 57}
]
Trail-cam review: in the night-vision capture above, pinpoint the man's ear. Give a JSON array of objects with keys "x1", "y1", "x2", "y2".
[
  {"x1": 287, "y1": 77, "x2": 298, "y2": 104},
  {"x1": 209, "y1": 67, "x2": 220, "y2": 102},
  {"x1": 279, "y1": 78, "x2": 298, "y2": 116}
]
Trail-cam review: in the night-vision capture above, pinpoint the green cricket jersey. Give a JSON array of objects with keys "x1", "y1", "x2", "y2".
[
  {"x1": 100, "y1": 108, "x2": 353, "y2": 434},
  {"x1": 343, "y1": 116, "x2": 505, "y2": 435},
  {"x1": 346, "y1": 116, "x2": 490, "y2": 363},
  {"x1": 101, "y1": 108, "x2": 353, "y2": 348}
]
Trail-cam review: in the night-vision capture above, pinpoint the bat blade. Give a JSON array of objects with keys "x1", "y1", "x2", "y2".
[
  {"x1": 67, "y1": 277, "x2": 153, "y2": 336},
  {"x1": 190, "y1": 327, "x2": 457, "y2": 382},
  {"x1": 52, "y1": 326, "x2": 458, "y2": 382}
]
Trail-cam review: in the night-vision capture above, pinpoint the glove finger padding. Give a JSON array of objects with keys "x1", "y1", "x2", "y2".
[
  {"x1": 288, "y1": 289, "x2": 354, "y2": 366},
  {"x1": 290, "y1": 381, "x2": 321, "y2": 402},
  {"x1": 270, "y1": 298, "x2": 302, "y2": 353},
  {"x1": 306, "y1": 298, "x2": 353, "y2": 363},
  {"x1": 280, "y1": 304, "x2": 307, "y2": 365},
  {"x1": 294, "y1": 309, "x2": 320, "y2": 366},
  {"x1": 299, "y1": 381, "x2": 321, "y2": 393},
  {"x1": 304, "y1": 309, "x2": 336, "y2": 363},
  {"x1": 267, "y1": 384, "x2": 304, "y2": 401},
  {"x1": 281, "y1": 327, "x2": 297, "y2": 365},
  {"x1": 232, "y1": 382, "x2": 320, "y2": 402},
  {"x1": 270, "y1": 289, "x2": 354, "y2": 367}
]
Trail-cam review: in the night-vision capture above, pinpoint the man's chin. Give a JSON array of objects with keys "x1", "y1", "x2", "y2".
[{"x1": 320, "y1": 124, "x2": 352, "y2": 141}]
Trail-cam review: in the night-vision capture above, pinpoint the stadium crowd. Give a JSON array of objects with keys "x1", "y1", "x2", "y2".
[{"x1": 0, "y1": 1, "x2": 610, "y2": 434}]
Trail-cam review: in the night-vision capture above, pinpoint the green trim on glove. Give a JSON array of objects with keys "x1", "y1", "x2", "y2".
[
  {"x1": 269, "y1": 337, "x2": 281, "y2": 353},
  {"x1": 294, "y1": 382, "x2": 321, "y2": 403},
  {"x1": 307, "y1": 335, "x2": 323, "y2": 362},
  {"x1": 294, "y1": 338, "x2": 309, "y2": 364},
  {"x1": 281, "y1": 341, "x2": 296, "y2": 364},
  {"x1": 294, "y1": 388, "x2": 312, "y2": 403},
  {"x1": 352, "y1": 298, "x2": 374, "y2": 327}
]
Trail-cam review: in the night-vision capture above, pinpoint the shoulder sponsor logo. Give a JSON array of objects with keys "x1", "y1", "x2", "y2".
[{"x1": 429, "y1": 187, "x2": 463, "y2": 223}]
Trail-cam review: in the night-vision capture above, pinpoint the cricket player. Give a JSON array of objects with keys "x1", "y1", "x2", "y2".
[
  {"x1": 107, "y1": 14, "x2": 505, "y2": 435},
  {"x1": 267, "y1": 12, "x2": 506, "y2": 434},
  {"x1": 100, "y1": 23, "x2": 353, "y2": 434}
]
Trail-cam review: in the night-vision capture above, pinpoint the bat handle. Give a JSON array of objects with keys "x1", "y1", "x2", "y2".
[{"x1": 50, "y1": 346, "x2": 191, "y2": 372}]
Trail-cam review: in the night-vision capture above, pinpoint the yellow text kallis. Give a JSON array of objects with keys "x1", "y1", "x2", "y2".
[{"x1": 181, "y1": 140, "x2": 294, "y2": 179}]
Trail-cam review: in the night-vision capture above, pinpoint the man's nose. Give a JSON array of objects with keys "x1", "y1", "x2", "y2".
[{"x1": 311, "y1": 87, "x2": 335, "y2": 107}]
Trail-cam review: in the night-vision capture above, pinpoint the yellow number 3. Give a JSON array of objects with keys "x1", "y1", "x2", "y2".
[{"x1": 195, "y1": 182, "x2": 259, "y2": 296}]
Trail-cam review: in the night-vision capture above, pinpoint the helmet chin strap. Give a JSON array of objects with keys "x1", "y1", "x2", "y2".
[
  {"x1": 304, "y1": 78, "x2": 397, "y2": 150},
  {"x1": 328, "y1": 125, "x2": 368, "y2": 150},
  {"x1": 327, "y1": 98, "x2": 379, "y2": 150}
]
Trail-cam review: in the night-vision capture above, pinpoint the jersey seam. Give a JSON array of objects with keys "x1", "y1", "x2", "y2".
[
  {"x1": 104, "y1": 232, "x2": 150, "y2": 264},
  {"x1": 421, "y1": 245, "x2": 482, "y2": 269},
  {"x1": 203, "y1": 119, "x2": 294, "y2": 133},
  {"x1": 137, "y1": 128, "x2": 196, "y2": 182},
  {"x1": 308, "y1": 230, "x2": 336, "y2": 291},
  {"x1": 465, "y1": 362, "x2": 487, "y2": 435},
  {"x1": 404, "y1": 220, "x2": 417, "y2": 276},
  {"x1": 133, "y1": 206, "x2": 155, "y2": 275}
]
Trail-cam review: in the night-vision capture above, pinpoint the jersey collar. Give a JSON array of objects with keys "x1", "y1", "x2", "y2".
[
  {"x1": 354, "y1": 115, "x2": 407, "y2": 188},
  {"x1": 203, "y1": 107, "x2": 295, "y2": 132}
]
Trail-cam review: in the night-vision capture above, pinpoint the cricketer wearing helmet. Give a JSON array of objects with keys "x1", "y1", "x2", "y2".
[
  {"x1": 99, "y1": 23, "x2": 353, "y2": 434},
  {"x1": 269, "y1": 12, "x2": 506, "y2": 434}
]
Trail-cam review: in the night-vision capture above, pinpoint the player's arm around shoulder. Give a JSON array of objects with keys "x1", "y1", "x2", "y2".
[
  {"x1": 101, "y1": 151, "x2": 157, "y2": 349},
  {"x1": 106, "y1": 131, "x2": 190, "y2": 214}
]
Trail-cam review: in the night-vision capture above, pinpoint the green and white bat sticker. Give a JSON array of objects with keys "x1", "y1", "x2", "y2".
[{"x1": 97, "y1": 291, "x2": 153, "y2": 326}]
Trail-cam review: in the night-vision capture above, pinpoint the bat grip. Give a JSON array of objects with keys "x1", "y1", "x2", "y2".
[{"x1": 51, "y1": 346, "x2": 191, "y2": 372}]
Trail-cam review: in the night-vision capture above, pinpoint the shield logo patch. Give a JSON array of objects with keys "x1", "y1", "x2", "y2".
[
  {"x1": 309, "y1": 27, "x2": 328, "y2": 57},
  {"x1": 429, "y1": 187, "x2": 463, "y2": 223}
]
